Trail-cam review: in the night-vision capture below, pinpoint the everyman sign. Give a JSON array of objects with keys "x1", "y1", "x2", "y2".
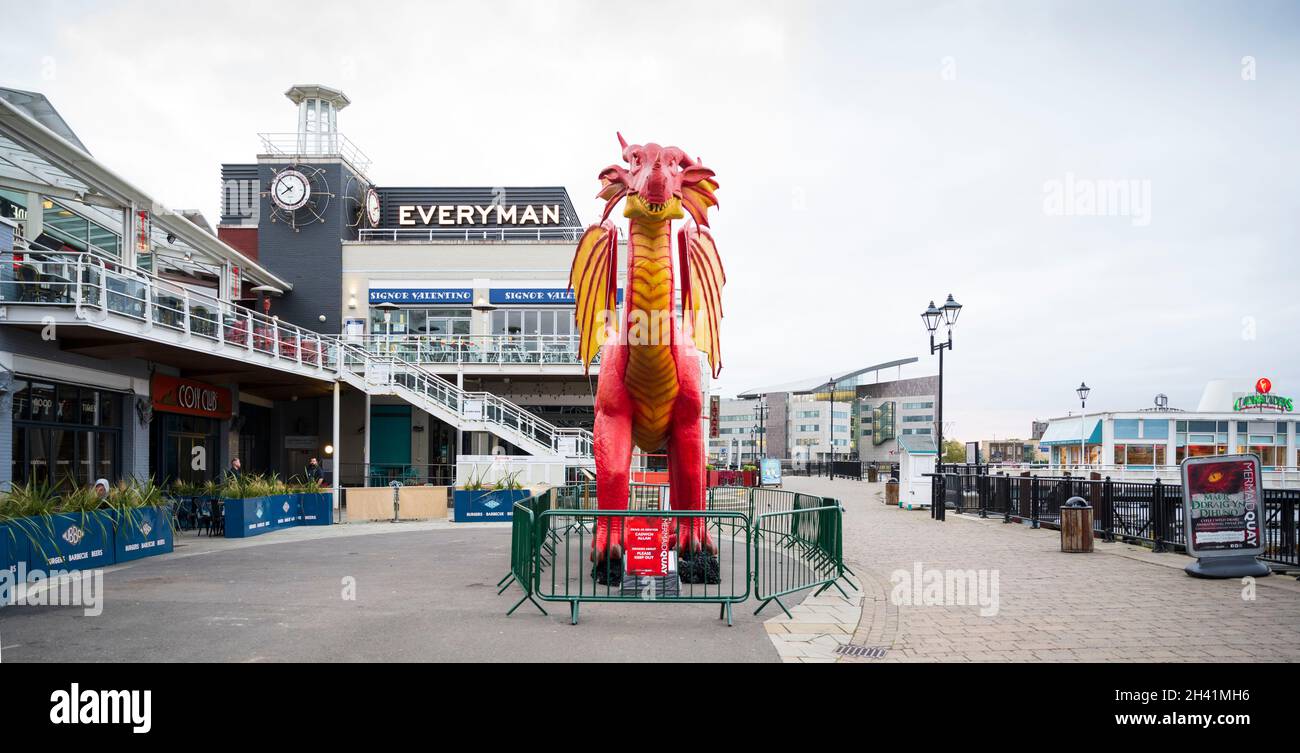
[{"x1": 397, "y1": 204, "x2": 562, "y2": 226}]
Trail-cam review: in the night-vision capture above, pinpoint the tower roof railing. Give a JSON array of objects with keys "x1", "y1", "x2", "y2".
[{"x1": 257, "y1": 132, "x2": 372, "y2": 175}]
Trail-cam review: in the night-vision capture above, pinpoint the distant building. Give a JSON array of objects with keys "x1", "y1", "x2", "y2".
[
  {"x1": 1036, "y1": 377, "x2": 1297, "y2": 486},
  {"x1": 713, "y1": 358, "x2": 938, "y2": 465}
]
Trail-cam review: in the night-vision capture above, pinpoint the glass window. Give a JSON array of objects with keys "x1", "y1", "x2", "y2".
[
  {"x1": 1127, "y1": 445, "x2": 1155, "y2": 465},
  {"x1": 12, "y1": 378, "x2": 28, "y2": 420},
  {"x1": 1114, "y1": 444, "x2": 1126, "y2": 464},
  {"x1": 100, "y1": 391, "x2": 119, "y2": 427},
  {"x1": 29, "y1": 382, "x2": 55, "y2": 422},
  {"x1": 1189, "y1": 421, "x2": 1217, "y2": 433},
  {"x1": 80, "y1": 389, "x2": 98, "y2": 425}
]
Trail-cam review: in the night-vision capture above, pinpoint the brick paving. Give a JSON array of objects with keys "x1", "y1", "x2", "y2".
[{"x1": 771, "y1": 477, "x2": 1300, "y2": 663}]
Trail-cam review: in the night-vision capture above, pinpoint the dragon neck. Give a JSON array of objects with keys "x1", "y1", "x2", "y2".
[{"x1": 625, "y1": 219, "x2": 675, "y2": 338}]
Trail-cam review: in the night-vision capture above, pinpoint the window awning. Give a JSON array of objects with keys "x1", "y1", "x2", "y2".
[
  {"x1": 897, "y1": 434, "x2": 937, "y2": 455},
  {"x1": 1039, "y1": 418, "x2": 1102, "y2": 448}
]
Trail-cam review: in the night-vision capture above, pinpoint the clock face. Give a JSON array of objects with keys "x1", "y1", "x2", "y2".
[
  {"x1": 271, "y1": 169, "x2": 311, "y2": 212},
  {"x1": 365, "y1": 189, "x2": 382, "y2": 227}
]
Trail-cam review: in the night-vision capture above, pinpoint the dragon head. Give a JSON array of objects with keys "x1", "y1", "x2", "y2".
[{"x1": 596, "y1": 133, "x2": 719, "y2": 226}]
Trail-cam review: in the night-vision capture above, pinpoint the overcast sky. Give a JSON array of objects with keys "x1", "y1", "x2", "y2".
[{"x1": 8, "y1": 0, "x2": 1299, "y2": 441}]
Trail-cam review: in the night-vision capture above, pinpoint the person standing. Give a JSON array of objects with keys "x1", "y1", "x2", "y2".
[
  {"x1": 227, "y1": 457, "x2": 243, "y2": 482},
  {"x1": 304, "y1": 457, "x2": 323, "y2": 487}
]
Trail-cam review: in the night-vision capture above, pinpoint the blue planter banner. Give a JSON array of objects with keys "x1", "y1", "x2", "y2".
[
  {"x1": 454, "y1": 489, "x2": 529, "y2": 522},
  {"x1": 0, "y1": 524, "x2": 15, "y2": 607},
  {"x1": 369, "y1": 288, "x2": 473, "y2": 305},
  {"x1": 224, "y1": 494, "x2": 330, "y2": 537},
  {"x1": 267, "y1": 494, "x2": 303, "y2": 530},
  {"x1": 300, "y1": 493, "x2": 333, "y2": 526},
  {"x1": 114, "y1": 506, "x2": 175, "y2": 563},
  {"x1": 223, "y1": 497, "x2": 274, "y2": 538},
  {"x1": 27, "y1": 511, "x2": 116, "y2": 571}
]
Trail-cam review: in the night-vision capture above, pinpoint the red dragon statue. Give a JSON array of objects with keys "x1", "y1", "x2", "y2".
[{"x1": 569, "y1": 133, "x2": 724, "y2": 580}]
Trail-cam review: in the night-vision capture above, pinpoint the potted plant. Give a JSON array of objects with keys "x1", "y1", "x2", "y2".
[
  {"x1": 742, "y1": 464, "x2": 759, "y2": 487},
  {"x1": 108, "y1": 479, "x2": 175, "y2": 563},
  {"x1": 292, "y1": 476, "x2": 333, "y2": 526},
  {"x1": 3, "y1": 480, "x2": 116, "y2": 573},
  {"x1": 453, "y1": 466, "x2": 529, "y2": 522}
]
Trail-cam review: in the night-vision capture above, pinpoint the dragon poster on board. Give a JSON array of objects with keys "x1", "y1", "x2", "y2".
[{"x1": 1181, "y1": 454, "x2": 1265, "y2": 557}]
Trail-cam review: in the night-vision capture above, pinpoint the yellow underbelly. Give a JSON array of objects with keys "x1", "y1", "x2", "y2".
[{"x1": 625, "y1": 220, "x2": 679, "y2": 451}]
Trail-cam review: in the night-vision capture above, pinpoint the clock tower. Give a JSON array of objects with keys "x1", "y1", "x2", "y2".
[{"x1": 219, "y1": 84, "x2": 372, "y2": 333}]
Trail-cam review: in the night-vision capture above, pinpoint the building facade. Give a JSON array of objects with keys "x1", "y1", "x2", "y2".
[
  {"x1": 1036, "y1": 378, "x2": 1298, "y2": 486},
  {"x1": 723, "y1": 359, "x2": 938, "y2": 465}
]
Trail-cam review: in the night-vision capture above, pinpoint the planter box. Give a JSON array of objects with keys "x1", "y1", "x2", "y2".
[
  {"x1": 0, "y1": 523, "x2": 16, "y2": 607},
  {"x1": 299, "y1": 492, "x2": 334, "y2": 526},
  {"x1": 223, "y1": 497, "x2": 277, "y2": 538},
  {"x1": 114, "y1": 505, "x2": 175, "y2": 563},
  {"x1": 224, "y1": 494, "x2": 334, "y2": 537},
  {"x1": 453, "y1": 489, "x2": 529, "y2": 522},
  {"x1": 23, "y1": 510, "x2": 117, "y2": 571}
]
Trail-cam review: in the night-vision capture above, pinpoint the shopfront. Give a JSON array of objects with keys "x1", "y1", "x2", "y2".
[
  {"x1": 1038, "y1": 378, "x2": 1299, "y2": 475},
  {"x1": 148, "y1": 374, "x2": 232, "y2": 485},
  {"x1": 10, "y1": 377, "x2": 124, "y2": 488}
]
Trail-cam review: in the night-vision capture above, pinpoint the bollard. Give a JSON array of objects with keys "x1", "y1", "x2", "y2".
[
  {"x1": 390, "y1": 480, "x2": 402, "y2": 522},
  {"x1": 1060, "y1": 496, "x2": 1094, "y2": 553}
]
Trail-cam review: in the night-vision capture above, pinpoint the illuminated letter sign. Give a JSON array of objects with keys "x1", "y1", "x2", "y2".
[{"x1": 393, "y1": 204, "x2": 562, "y2": 227}]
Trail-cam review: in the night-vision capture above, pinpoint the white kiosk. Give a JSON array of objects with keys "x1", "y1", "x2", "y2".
[{"x1": 897, "y1": 434, "x2": 938, "y2": 510}]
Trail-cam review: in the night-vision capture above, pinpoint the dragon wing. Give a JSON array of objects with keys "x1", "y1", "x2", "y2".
[
  {"x1": 678, "y1": 223, "x2": 726, "y2": 378},
  {"x1": 569, "y1": 220, "x2": 619, "y2": 373}
]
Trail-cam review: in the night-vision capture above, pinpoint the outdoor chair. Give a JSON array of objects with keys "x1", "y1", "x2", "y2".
[
  {"x1": 195, "y1": 498, "x2": 213, "y2": 536},
  {"x1": 208, "y1": 500, "x2": 225, "y2": 537}
]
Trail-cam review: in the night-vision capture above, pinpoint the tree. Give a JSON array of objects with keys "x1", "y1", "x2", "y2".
[{"x1": 942, "y1": 439, "x2": 966, "y2": 464}]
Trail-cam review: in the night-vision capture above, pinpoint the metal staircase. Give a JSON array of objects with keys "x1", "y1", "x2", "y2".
[
  {"x1": 0, "y1": 248, "x2": 593, "y2": 460},
  {"x1": 333, "y1": 340, "x2": 593, "y2": 459}
]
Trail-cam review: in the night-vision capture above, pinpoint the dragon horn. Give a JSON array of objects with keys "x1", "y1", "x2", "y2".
[{"x1": 617, "y1": 132, "x2": 628, "y2": 150}]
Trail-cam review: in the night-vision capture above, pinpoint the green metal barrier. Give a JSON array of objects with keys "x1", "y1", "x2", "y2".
[
  {"x1": 500, "y1": 484, "x2": 851, "y2": 626},
  {"x1": 533, "y1": 509, "x2": 751, "y2": 625},
  {"x1": 753, "y1": 495, "x2": 847, "y2": 618}
]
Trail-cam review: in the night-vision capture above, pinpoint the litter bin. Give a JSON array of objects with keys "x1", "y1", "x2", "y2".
[
  {"x1": 868, "y1": 466, "x2": 879, "y2": 483},
  {"x1": 1060, "y1": 496, "x2": 1094, "y2": 553},
  {"x1": 885, "y1": 479, "x2": 899, "y2": 506}
]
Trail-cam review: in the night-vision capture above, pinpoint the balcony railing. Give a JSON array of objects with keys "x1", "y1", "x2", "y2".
[
  {"x1": 1, "y1": 247, "x2": 337, "y2": 371},
  {"x1": 0, "y1": 248, "x2": 595, "y2": 460},
  {"x1": 345, "y1": 334, "x2": 599, "y2": 367},
  {"x1": 257, "y1": 132, "x2": 372, "y2": 174},
  {"x1": 356, "y1": 226, "x2": 590, "y2": 243}
]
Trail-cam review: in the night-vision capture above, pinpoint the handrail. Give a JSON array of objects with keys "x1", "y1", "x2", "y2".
[
  {"x1": 344, "y1": 333, "x2": 598, "y2": 367},
  {"x1": 330, "y1": 336, "x2": 593, "y2": 458},
  {"x1": 1, "y1": 249, "x2": 593, "y2": 459},
  {"x1": 356, "y1": 227, "x2": 589, "y2": 242}
]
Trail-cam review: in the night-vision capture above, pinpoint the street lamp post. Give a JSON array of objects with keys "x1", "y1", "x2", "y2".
[
  {"x1": 1076, "y1": 381, "x2": 1091, "y2": 472},
  {"x1": 827, "y1": 377, "x2": 836, "y2": 478},
  {"x1": 753, "y1": 398, "x2": 768, "y2": 461},
  {"x1": 922, "y1": 295, "x2": 962, "y2": 521}
]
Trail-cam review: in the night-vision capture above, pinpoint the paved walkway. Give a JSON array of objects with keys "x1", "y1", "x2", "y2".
[{"x1": 770, "y1": 477, "x2": 1300, "y2": 663}]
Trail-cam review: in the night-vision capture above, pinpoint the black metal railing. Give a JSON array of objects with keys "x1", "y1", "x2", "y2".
[
  {"x1": 781, "y1": 460, "x2": 898, "y2": 481},
  {"x1": 929, "y1": 471, "x2": 1298, "y2": 569}
]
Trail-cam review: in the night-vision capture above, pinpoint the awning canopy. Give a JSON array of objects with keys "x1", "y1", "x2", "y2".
[
  {"x1": 897, "y1": 434, "x2": 937, "y2": 455},
  {"x1": 1038, "y1": 418, "x2": 1102, "y2": 447}
]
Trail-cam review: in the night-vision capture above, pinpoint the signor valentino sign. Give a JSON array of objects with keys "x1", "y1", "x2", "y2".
[
  {"x1": 397, "y1": 203, "x2": 562, "y2": 227},
  {"x1": 1233, "y1": 377, "x2": 1293, "y2": 412},
  {"x1": 151, "y1": 375, "x2": 232, "y2": 419}
]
